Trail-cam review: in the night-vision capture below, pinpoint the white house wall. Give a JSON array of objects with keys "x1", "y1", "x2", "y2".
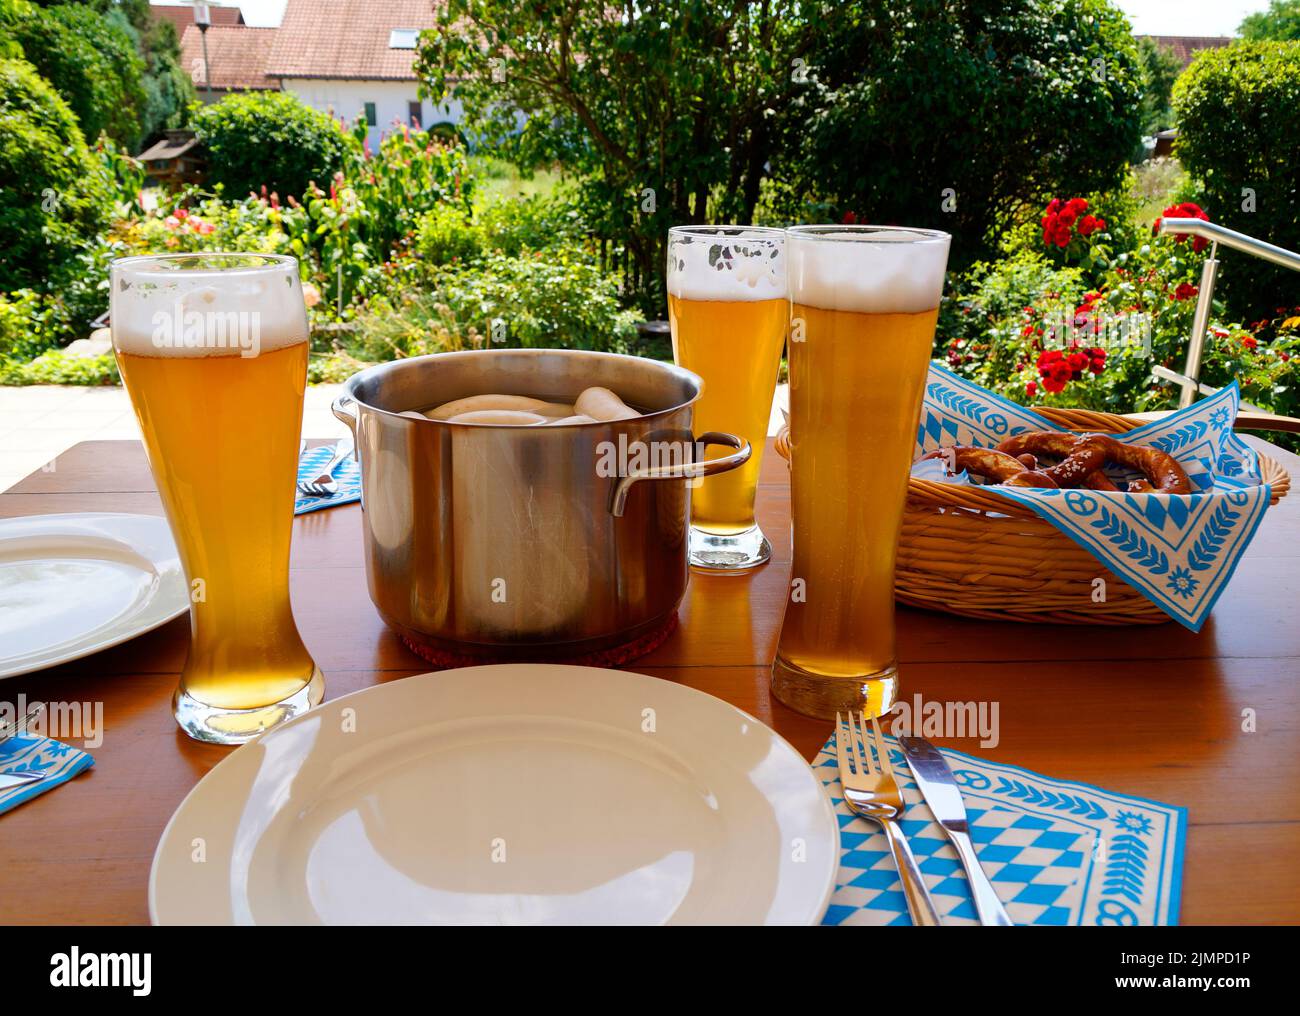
[{"x1": 279, "y1": 78, "x2": 463, "y2": 151}]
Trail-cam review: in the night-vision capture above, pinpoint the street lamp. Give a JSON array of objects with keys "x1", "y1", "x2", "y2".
[{"x1": 174, "y1": 1, "x2": 222, "y2": 101}]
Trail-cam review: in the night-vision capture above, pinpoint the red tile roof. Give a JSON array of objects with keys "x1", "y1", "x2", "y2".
[
  {"x1": 152, "y1": 3, "x2": 245, "y2": 34},
  {"x1": 265, "y1": 0, "x2": 438, "y2": 81},
  {"x1": 180, "y1": 25, "x2": 280, "y2": 91},
  {"x1": 1137, "y1": 35, "x2": 1232, "y2": 70}
]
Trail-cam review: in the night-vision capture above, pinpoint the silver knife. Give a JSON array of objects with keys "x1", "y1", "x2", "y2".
[{"x1": 899, "y1": 736, "x2": 1013, "y2": 926}]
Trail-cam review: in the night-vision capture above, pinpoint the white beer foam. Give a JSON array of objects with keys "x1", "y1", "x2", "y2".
[
  {"x1": 111, "y1": 257, "x2": 308, "y2": 357},
  {"x1": 788, "y1": 229, "x2": 950, "y2": 314},
  {"x1": 667, "y1": 230, "x2": 786, "y2": 302}
]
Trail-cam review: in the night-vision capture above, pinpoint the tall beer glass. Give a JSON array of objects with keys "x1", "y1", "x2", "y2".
[
  {"x1": 772, "y1": 226, "x2": 950, "y2": 719},
  {"x1": 668, "y1": 226, "x2": 787, "y2": 569},
  {"x1": 110, "y1": 254, "x2": 323, "y2": 744}
]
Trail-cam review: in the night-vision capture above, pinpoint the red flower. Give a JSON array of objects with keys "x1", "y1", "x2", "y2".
[
  {"x1": 1067, "y1": 197, "x2": 1088, "y2": 214},
  {"x1": 1058, "y1": 206, "x2": 1078, "y2": 227},
  {"x1": 1095, "y1": 218, "x2": 1106, "y2": 232},
  {"x1": 842, "y1": 210, "x2": 858, "y2": 224},
  {"x1": 1155, "y1": 202, "x2": 1211, "y2": 251},
  {"x1": 1241, "y1": 335, "x2": 1258, "y2": 350},
  {"x1": 1025, "y1": 380, "x2": 1038, "y2": 398},
  {"x1": 1078, "y1": 214, "x2": 1098, "y2": 236},
  {"x1": 1173, "y1": 283, "x2": 1199, "y2": 301}
]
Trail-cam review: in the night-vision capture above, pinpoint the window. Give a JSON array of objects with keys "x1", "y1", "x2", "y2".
[
  {"x1": 364, "y1": 102, "x2": 377, "y2": 127},
  {"x1": 389, "y1": 28, "x2": 420, "y2": 49},
  {"x1": 408, "y1": 102, "x2": 423, "y2": 128}
]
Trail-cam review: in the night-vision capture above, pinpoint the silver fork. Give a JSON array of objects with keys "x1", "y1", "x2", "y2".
[
  {"x1": 297, "y1": 440, "x2": 351, "y2": 498},
  {"x1": 0, "y1": 703, "x2": 45, "y2": 748},
  {"x1": 835, "y1": 711, "x2": 941, "y2": 926}
]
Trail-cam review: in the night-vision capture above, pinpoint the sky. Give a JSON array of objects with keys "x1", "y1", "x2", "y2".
[{"x1": 154, "y1": 0, "x2": 1275, "y2": 36}]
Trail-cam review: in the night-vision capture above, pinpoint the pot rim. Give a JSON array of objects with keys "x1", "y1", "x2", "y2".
[{"x1": 341, "y1": 348, "x2": 706, "y2": 429}]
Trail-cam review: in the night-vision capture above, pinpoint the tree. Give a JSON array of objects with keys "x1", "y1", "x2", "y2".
[
  {"x1": 1, "y1": 1, "x2": 146, "y2": 147},
  {"x1": 418, "y1": 1, "x2": 1143, "y2": 311},
  {"x1": 87, "y1": 0, "x2": 196, "y2": 139},
  {"x1": 1240, "y1": 0, "x2": 1300, "y2": 41},
  {"x1": 0, "y1": 56, "x2": 111, "y2": 292},
  {"x1": 774, "y1": 0, "x2": 1143, "y2": 272},
  {"x1": 417, "y1": 0, "x2": 813, "y2": 315},
  {"x1": 1135, "y1": 35, "x2": 1180, "y2": 136}
]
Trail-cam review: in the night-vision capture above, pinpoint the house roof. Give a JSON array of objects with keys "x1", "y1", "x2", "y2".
[
  {"x1": 1137, "y1": 35, "x2": 1232, "y2": 70},
  {"x1": 138, "y1": 129, "x2": 203, "y2": 162},
  {"x1": 152, "y1": 3, "x2": 245, "y2": 34},
  {"x1": 264, "y1": 0, "x2": 438, "y2": 81},
  {"x1": 180, "y1": 25, "x2": 280, "y2": 90}
]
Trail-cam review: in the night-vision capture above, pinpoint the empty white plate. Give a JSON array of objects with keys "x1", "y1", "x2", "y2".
[
  {"x1": 0, "y1": 513, "x2": 188, "y2": 680},
  {"x1": 151, "y1": 665, "x2": 839, "y2": 925}
]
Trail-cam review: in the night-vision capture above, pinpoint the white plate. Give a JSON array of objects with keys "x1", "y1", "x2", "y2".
[
  {"x1": 0, "y1": 513, "x2": 188, "y2": 680},
  {"x1": 150, "y1": 665, "x2": 839, "y2": 925}
]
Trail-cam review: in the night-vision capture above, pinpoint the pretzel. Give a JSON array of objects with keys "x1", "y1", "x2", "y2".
[
  {"x1": 997, "y1": 431, "x2": 1191, "y2": 495},
  {"x1": 921, "y1": 446, "x2": 1058, "y2": 488},
  {"x1": 1092, "y1": 435, "x2": 1191, "y2": 494},
  {"x1": 996, "y1": 432, "x2": 1108, "y2": 488}
]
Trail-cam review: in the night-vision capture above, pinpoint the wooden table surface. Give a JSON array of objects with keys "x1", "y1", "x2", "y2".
[{"x1": 2, "y1": 437, "x2": 1298, "y2": 925}]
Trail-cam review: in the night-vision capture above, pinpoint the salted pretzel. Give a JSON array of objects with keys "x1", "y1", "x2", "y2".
[
  {"x1": 997, "y1": 431, "x2": 1191, "y2": 495},
  {"x1": 921, "y1": 446, "x2": 1059, "y2": 488}
]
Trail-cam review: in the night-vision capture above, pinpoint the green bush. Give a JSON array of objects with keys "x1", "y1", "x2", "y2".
[
  {"x1": 775, "y1": 0, "x2": 1143, "y2": 268},
  {"x1": 1, "y1": 1, "x2": 146, "y2": 147},
  {"x1": 0, "y1": 57, "x2": 111, "y2": 293},
  {"x1": 0, "y1": 348, "x2": 118, "y2": 385},
  {"x1": 414, "y1": 204, "x2": 484, "y2": 267},
  {"x1": 192, "y1": 91, "x2": 356, "y2": 199},
  {"x1": 476, "y1": 192, "x2": 587, "y2": 256},
  {"x1": 1173, "y1": 41, "x2": 1300, "y2": 320}
]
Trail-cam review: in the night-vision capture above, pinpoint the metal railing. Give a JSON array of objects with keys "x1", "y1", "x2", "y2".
[{"x1": 1154, "y1": 218, "x2": 1300, "y2": 409}]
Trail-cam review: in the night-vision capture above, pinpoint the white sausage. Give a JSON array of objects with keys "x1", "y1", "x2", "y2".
[
  {"x1": 426, "y1": 395, "x2": 574, "y2": 420},
  {"x1": 543, "y1": 414, "x2": 598, "y2": 426},
  {"x1": 446, "y1": 410, "x2": 548, "y2": 426},
  {"x1": 574, "y1": 387, "x2": 640, "y2": 422}
]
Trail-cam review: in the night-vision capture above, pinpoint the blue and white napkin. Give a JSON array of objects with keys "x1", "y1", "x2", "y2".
[
  {"x1": 818, "y1": 734, "x2": 1185, "y2": 926},
  {"x1": 295, "y1": 441, "x2": 361, "y2": 515},
  {"x1": 913, "y1": 364, "x2": 1273, "y2": 630},
  {"x1": 0, "y1": 734, "x2": 94, "y2": 817}
]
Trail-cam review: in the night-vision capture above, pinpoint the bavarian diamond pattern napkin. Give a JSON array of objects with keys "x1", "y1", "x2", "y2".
[
  {"x1": 912, "y1": 364, "x2": 1273, "y2": 630},
  {"x1": 0, "y1": 733, "x2": 94, "y2": 817},
  {"x1": 295, "y1": 440, "x2": 360, "y2": 515},
  {"x1": 818, "y1": 734, "x2": 1186, "y2": 926}
]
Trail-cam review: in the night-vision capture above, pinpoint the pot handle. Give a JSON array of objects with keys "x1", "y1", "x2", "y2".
[{"x1": 610, "y1": 432, "x2": 751, "y2": 518}]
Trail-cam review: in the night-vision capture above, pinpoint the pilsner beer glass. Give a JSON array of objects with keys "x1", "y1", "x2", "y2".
[
  {"x1": 667, "y1": 226, "x2": 787, "y2": 569},
  {"x1": 110, "y1": 254, "x2": 324, "y2": 744},
  {"x1": 771, "y1": 226, "x2": 950, "y2": 719}
]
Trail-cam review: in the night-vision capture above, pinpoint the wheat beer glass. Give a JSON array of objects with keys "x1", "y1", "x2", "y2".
[
  {"x1": 110, "y1": 254, "x2": 324, "y2": 744},
  {"x1": 771, "y1": 226, "x2": 950, "y2": 719},
  {"x1": 668, "y1": 227, "x2": 787, "y2": 569}
]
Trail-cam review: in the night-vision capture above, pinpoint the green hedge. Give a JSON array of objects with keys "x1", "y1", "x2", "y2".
[
  {"x1": 192, "y1": 91, "x2": 356, "y2": 200},
  {"x1": 0, "y1": 57, "x2": 110, "y2": 293},
  {"x1": 1174, "y1": 41, "x2": 1300, "y2": 320}
]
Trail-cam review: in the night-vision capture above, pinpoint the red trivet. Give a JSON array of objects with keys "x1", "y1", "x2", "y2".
[{"x1": 398, "y1": 612, "x2": 679, "y2": 671}]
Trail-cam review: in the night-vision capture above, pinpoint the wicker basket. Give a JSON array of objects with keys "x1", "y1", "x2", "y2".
[{"x1": 773, "y1": 406, "x2": 1292, "y2": 625}]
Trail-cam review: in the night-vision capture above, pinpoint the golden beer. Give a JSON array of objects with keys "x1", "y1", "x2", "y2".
[
  {"x1": 110, "y1": 254, "x2": 323, "y2": 743},
  {"x1": 667, "y1": 227, "x2": 786, "y2": 569},
  {"x1": 772, "y1": 227, "x2": 950, "y2": 719}
]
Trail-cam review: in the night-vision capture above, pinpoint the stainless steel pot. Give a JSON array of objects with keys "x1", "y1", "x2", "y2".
[{"x1": 332, "y1": 349, "x2": 750, "y2": 658}]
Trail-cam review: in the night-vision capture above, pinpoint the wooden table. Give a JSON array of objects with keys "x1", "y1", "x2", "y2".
[{"x1": 2, "y1": 437, "x2": 1298, "y2": 925}]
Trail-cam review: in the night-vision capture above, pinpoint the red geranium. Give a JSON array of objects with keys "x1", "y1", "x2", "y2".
[
  {"x1": 1036, "y1": 342, "x2": 1106, "y2": 394},
  {"x1": 1173, "y1": 282, "x2": 1199, "y2": 301},
  {"x1": 1041, "y1": 197, "x2": 1102, "y2": 251},
  {"x1": 1153, "y1": 202, "x2": 1211, "y2": 252}
]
